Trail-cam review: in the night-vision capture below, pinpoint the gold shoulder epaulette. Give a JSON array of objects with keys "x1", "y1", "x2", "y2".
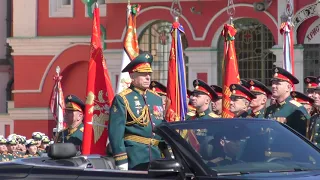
[
  {"x1": 118, "y1": 88, "x2": 133, "y2": 97},
  {"x1": 80, "y1": 127, "x2": 84, "y2": 132},
  {"x1": 209, "y1": 112, "x2": 220, "y2": 118},
  {"x1": 187, "y1": 111, "x2": 195, "y2": 116},
  {"x1": 147, "y1": 89, "x2": 161, "y2": 97},
  {"x1": 289, "y1": 100, "x2": 302, "y2": 107}
]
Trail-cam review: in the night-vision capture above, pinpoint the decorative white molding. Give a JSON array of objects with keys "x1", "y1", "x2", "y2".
[
  {"x1": 85, "y1": 0, "x2": 107, "y2": 17},
  {"x1": 8, "y1": 107, "x2": 54, "y2": 120},
  {"x1": 7, "y1": 37, "x2": 90, "y2": 56},
  {"x1": 106, "y1": 4, "x2": 277, "y2": 44},
  {"x1": 49, "y1": 0, "x2": 74, "y2": 18}
]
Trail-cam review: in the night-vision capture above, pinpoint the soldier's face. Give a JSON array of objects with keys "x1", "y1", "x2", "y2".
[
  {"x1": 230, "y1": 97, "x2": 248, "y2": 114},
  {"x1": 130, "y1": 72, "x2": 151, "y2": 90},
  {"x1": 250, "y1": 94, "x2": 267, "y2": 108},
  {"x1": 7, "y1": 144, "x2": 17, "y2": 152},
  {"x1": 212, "y1": 99, "x2": 222, "y2": 115},
  {"x1": 271, "y1": 80, "x2": 291, "y2": 98},
  {"x1": 65, "y1": 110, "x2": 83, "y2": 127},
  {"x1": 190, "y1": 94, "x2": 209, "y2": 109},
  {"x1": 303, "y1": 104, "x2": 313, "y2": 115},
  {"x1": 27, "y1": 145, "x2": 37, "y2": 155},
  {"x1": 312, "y1": 90, "x2": 320, "y2": 107},
  {"x1": 0, "y1": 144, "x2": 7, "y2": 153}
]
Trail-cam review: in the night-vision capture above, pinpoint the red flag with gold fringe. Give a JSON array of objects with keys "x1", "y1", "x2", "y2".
[
  {"x1": 82, "y1": 4, "x2": 115, "y2": 155},
  {"x1": 221, "y1": 24, "x2": 240, "y2": 118}
]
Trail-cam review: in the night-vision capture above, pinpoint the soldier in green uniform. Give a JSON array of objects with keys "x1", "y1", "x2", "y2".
[
  {"x1": 32, "y1": 132, "x2": 44, "y2": 148},
  {"x1": 229, "y1": 84, "x2": 256, "y2": 118},
  {"x1": 290, "y1": 91, "x2": 314, "y2": 139},
  {"x1": 304, "y1": 76, "x2": 318, "y2": 98},
  {"x1": 246, "y1": 79, "x2": 272, "y2": 118},
  {"x1": 16, "y1": 135, "x2": 26, "y2": 155},
  {"x1": 187, "y1": 79, "x2": 219, "y2": 120},
  {"x1": 6, "y1": 137, "x2": 19, "y2": 160},
  {"x1": 108, "y1": 53, "x2": 167, "y2": 170},
  {"x1": 23, "y1": 139, "x2": 40, "y2": 158},
  {"x1": 264, "y1": 67, "x2": 310, "y2": 136},
  {"x1": 149, "y1": 81, "x2": 167, "y2": 110},
  {"x1": 0, "y1": 136, "x2": 10, "y2": 162},
  {"x1": 210, "y1": 85, "x2": 223, "y2": 117},
  {"x1": 55, "y1": 95, "x2": 84, "y2": 149},
  {"x1": 38, "y1": 136, "x2": 50, "y2": 154}
]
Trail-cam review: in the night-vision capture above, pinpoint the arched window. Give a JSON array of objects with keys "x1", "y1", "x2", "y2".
[
  {"x1": 217, "y1": 18, "x2": 276, "y2": 86},
  {"x1": 138, "y1": 20, "x2": 188, "y2": 86}
]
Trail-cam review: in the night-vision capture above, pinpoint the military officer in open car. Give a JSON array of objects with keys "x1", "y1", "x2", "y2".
[
  {"x1": 264, "y1": 67, "x2": 310, "y2": 136},
  {"x1": 55, "y1": 95, "x2": 84, "y2": 148},
  {"x1": 229, "y1": 84, "x2": 256, "y2": 118},
  {"x1": 109, "y1": 53, "x2": 169, "y2": 171},
  {"x1": 246, "y1": 79, "x2": 272, "y2": 118},
  {"x1": 304, "y1": 76, "x2": 318, "y2": 98},
  {"x1": 210, "y1": 85, "x2": 223, "y2": 117},
  {"x1": 149, "y1": 81, "x2": 167, "y2": 110}
]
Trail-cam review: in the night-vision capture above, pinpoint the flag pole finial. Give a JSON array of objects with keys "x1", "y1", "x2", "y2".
[
  {"x1": 56, "y1": 66, "x2": 60, "y2": 75},
  {"x1": 174, "y1": 16, "x2": 179, "y2": 22}
]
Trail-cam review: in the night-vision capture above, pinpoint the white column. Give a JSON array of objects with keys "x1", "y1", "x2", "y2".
[
  {"x1": 103, "y1": 49, "x2": 122, "y2": 93},
  {"x1": 13, "y1": 0, "x2": 37, "y2": 37},
  {"x1": 294, "y1": 45, "x2": 304, "y2": 92},
  {"x1": 184, "y1": 48, "x2": 217, "y2": 89}
]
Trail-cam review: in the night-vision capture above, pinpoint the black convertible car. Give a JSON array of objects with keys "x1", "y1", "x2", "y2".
[{"x1": 1, "y1": 118, "x2": 320, "y2": 179}]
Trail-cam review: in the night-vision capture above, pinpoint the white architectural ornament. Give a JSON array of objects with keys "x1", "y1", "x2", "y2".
[
  {"x1": 85, "y1": 0, "x2": 107, "y2": 17},
  {"x1": 49, "y1": 0, "x2": 74, "y2": 18}
]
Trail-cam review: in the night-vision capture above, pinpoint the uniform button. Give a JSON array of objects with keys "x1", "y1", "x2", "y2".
[
  {"x1": 144, "y1": 96, "x2": 147, "y2": 99},
  {"x1": 317, "y1": 124, "x2": 320, "y2": 127},
  {"x1": 147, "y1": 104, "x2": 150, "y2": 107},
  {"x1": 316, "y1": 133, "x2": 319, "y2": 136},
  {"x1": 152, "y1": 123, "x2": 156, "y2": 126},
  {"x1": 152, "y1": 133, "x2": 155, "y2": 136},
  {"x1": 315, "y1": 142, "x2": 318, "y2": 145}
]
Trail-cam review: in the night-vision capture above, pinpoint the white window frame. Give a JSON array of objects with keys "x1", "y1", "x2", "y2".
[
  {"x1": 49, "y1": 0, "x2": 74, "y2": 18},
  {"x1": 85, "y1": 0, "x2": 107, "y2": 17}
]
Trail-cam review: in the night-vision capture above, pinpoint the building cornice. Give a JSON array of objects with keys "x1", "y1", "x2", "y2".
[{"x1": 7, "y1": 36, "x2": 91, "y2": 56}]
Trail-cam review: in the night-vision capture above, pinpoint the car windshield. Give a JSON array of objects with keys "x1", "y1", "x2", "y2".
[{"x1": 169, "y1": 119, "x2": 320, "y2": 174}]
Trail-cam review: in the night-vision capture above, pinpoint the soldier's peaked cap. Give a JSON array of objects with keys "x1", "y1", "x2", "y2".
[
  {"x1": 240, "y1": 79, "x2": 250, "y2": 89},
  {"x1": 229, "y1": 84, "x2": 256, "y2": 101},
  {"x1": 193, "y1": 79, "x2": 218, "y2": 100},
  {"x1": 150, "y1": 81, "x2": 167, "y2": 96},
  {"x1": 248, "y1": 79, "x2": 272, "y2": 96},
  {"x1": 271, "y1": 67, "x2": 299, "y2": 85},
  {"x1": 304, "y1": 76, "x2": 317, "y2": 89},
  {"x1": 65, "y1": 95, "x2": 85, "y2": 112},
  {"x1": 121, "y1": 53, "x2": 153, "y2": 73},
  {"x1": 210, "y1": 85, "x2": 222, "y2": 98},
  {"x1": 291, "y1": 91, "x2": 314, "y2": 105}
]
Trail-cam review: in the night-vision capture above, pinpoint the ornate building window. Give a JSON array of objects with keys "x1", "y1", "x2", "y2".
[
  {"x1": 49, "y1": 0, "x2": 74, "y2": 18},
  {"x1": 303, "y1": 44, "x2": 320, "y2": 77},
  {"x1": 138, "y1": 20, "x2": 188, "y2": 86},
  {"x1": 217, "y1": 18, "x2": 276, "y2": 86}
]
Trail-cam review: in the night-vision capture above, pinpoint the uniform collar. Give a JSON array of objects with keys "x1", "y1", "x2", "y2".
[
  {"x1": 130, "y1": 85, "x2": 147, "y2": 95},
  {"x1": 251, "y1": 108, "x2": 265, "y2": 117},
  {"x1": 68, "y1": 123, "x2": 83, "y2": 134},
  {"x1": 276, "y1": 96, "x2": 292, "y2": 107},
  {"x1": 196, "y1": 108, "x2": 211, "y2": 117}
]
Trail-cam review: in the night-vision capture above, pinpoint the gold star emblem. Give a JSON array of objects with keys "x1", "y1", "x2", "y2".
[
  {"x1": 68, "y1": 95, "x2": 72, "y2": 100},
  {"x1": 151, "y1": 81, "x2": 156, "y2": 86},
  {"x1": 274, "y1": 68, "x2": 278, "y2": 73},
  {"x1": 145, "y1": 54, "x2": 150, "y2": 59},
  {"x1": 292, "y1": 92, "x2": 296, "y2": 97},
  {"x1": 134, "y1": 96, "x2": 138, "y2": 100},
  {"x1": 306, "y1": 78, "x2": 310, "y2": 82},
  {"x1": 232, "y1": 85, "x2": 236, "y2": 89},
  {"x1": 250, "y1": 80, "x2": 254, "y2": 85}
]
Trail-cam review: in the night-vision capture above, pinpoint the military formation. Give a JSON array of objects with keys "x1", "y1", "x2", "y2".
[
  {"x1": 0, "y1": 132, "x2": 51, "y2": 162},
  {"x1": 3, "y1": 52, "x2": 320, "y2": 170}
]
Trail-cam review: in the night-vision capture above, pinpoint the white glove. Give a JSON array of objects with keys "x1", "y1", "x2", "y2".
[{"x1": 117, "y1": 163, "x2": 128, "y2": 170}]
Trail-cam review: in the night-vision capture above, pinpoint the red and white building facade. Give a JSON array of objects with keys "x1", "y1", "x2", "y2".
[{"x1": 4, "y1": 0, "x2": 320, "y2": 138}]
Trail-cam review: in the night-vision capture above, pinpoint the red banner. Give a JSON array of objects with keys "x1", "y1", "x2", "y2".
[
  {"x1": 82, "y1": 5, "x2": 115, "y2": 155},
  {"x1": 221, "y1": 24, "x2": 240, "y2": 118}
]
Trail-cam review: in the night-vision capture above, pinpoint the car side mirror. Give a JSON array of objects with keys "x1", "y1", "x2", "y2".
[{"x1": 148, "y1": 159, "x2": 182, "y2": 177}]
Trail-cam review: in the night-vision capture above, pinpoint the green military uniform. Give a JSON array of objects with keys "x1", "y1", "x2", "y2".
[
  {"x1": 290, "y1": 91, "x2": 315, "y2": 139},
  {"x1": 247, "y1": 108, "x2": 266, "y2": 118},
  {"x1": 109, "y1": 53, "x2": 166, "y2": 170},
  {"x1": 310, "y1": 113, "x2": 320, "y2": 147},
  {"x1": 55, "y1": 95, "x2": 85, "y2": 147},
  {"x1": 210, "y1": 85, "x2": 223, "y2": 118},
  {"x1": 38, "y1": 136, "x2": 50, "y2": 154},
  {"x1": 229, "y1": 83, "x2": 256, "y2": 118},
  {"x1": 264, "y1": 67, "x2": 310, "y2": 136},
  {"x1": 6, "y1": 138, "x2": 20, "y2": 160}
]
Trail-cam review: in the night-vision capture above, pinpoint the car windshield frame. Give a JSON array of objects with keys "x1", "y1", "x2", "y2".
[{"x1": 160, "y1": 118, "x2": 320, "y2": 175}]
